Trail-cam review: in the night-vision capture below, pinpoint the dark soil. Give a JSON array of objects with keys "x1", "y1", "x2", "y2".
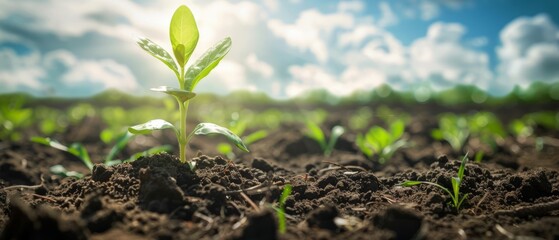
[{"x1": 1, "y1": 105, "x2": 559, "y2": 240}]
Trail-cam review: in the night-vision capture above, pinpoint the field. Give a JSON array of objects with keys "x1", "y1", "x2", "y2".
[{"x1": 1, "y1": 88, "x2": 558, "y2": 239}]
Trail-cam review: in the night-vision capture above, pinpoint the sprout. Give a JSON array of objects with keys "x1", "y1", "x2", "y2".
[
  {"x1": 356, "y1": 120, "x2": 406, "y2": 164},
  {"x1": 305, "y1": 121, "x2": 345, "y2": 156},
  {"x1": 129, "y1": 5, "x2": 248, "y2": 164},
  {"x1": 401, "y1": 154, "x2": 470, "y2": 212}
]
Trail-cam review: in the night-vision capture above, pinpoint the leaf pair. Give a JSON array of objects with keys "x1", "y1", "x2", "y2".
[
  {"x1": 137, "y1": 5, "x2": 231, "y2": 93},
  {"x1": 356, "y1": 120, "x2": 406, "y2": 164},
  {"x1": 129, "y1": 120, "x2": 249, "y2": 152}
]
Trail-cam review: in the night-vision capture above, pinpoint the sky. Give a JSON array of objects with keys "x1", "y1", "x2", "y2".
[{"x1": 1, "y1": 0, "x2": 559, "y2": 98}]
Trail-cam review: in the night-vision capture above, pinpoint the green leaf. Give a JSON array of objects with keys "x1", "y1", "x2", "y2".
[
  {"x1": 243, "y1": 130, "x2": 268, "y2": 145},
  {"x1": 390, "y1": 120, "x2": 405, "y2": 140},
  {"x1": 305, "y1": 121, "x2": 326, "y2": 149},
  {"x1": 129, "y1": 119, "x2": 178, "y2": 137},
  {"x1": 192, "y1": 123, "x2": 249, "y2": 152},
  {"x1": 457, "y1": 153, "x2": 468, "y2": 180},
  {"x1": 367, "y1": 127, "x2": 391, "y2": 150},
  {"x1": 400, "y1": 180, "x2": 424, "y2": 187},
  {"x1": 184, "y1": 37, "x2": 232, "y2": 91},
  {"x1": 151, "y1": 86, "x2": 196, "y2": 102},
  {"x1": 137, "y1": 37, "x2": 179, "y2": 77},
  {"x1": 105, "y1": 132, "x2": 133, "y2": 164},
  {"x1": 124, "y1": 145, "x2": 172, "y2": 163},
  {"x1": 68, "y1": 143, "x2": 93, "y2": 170},
  {"x1": 32, "y1": 137, "x2": 93, "y2": 171},
  {"x1": 278, "y1": 184, "x2": 292, "y2": 234},
  {"x1": 31, "y1": 137, "x2": 69, "y2": 152},
  {"x1": 49, "y1": 165, "x2": 84, "y2": 179},
  {"x1": 325, "y1": 125, "x2": 344, "y2": 156},
  {"x1": 431, "y1": 129, "x2": 443, "y2": 140},
  {"x1": 170, "y1": 5, "x2": 199, "y2": 68},
  {"x1": 356, "y1": 134, "x2": 373, "y2": 158}
]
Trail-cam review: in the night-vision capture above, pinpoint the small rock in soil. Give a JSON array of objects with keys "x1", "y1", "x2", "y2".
[
  {"x1": 138, "y1": 167, "x2": 186, "y2": 213},
  {"x1": 374, "y1": 206, "x2": 424, "y2": 240},
  {"x1": 233, "y1": 209, "x2": 277, "y2": 240},
  {"x1": 305, "y1": 205, "x2": 339, "y2": 231}
]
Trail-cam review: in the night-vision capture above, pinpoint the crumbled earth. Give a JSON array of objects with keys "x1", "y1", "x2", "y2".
[{"x1": 1, "y1": 107, "x2": 559, "y2": 239}]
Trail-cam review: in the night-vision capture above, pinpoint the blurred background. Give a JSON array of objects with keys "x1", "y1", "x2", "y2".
[{"x1": 1, "y1": 0, "x2": 559, "y2": 99}]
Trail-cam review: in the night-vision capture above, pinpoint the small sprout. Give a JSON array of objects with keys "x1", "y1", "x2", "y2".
[
  {"x1": 305, "y1": 121, "x2": 345, "y2": 156},
  {"x1": 474, "y1": 151, "x2": 484, "y2": 163},
  {"x1": 468, "y1": 112, "x2": 506, "y2": 151},
  {"x1": 130, "y1": 5, "x2": 247, "y2": 163},
  {"x1": 276, "y1": 184, "x2": 292, "y2": 234},
  {"x1": 401, "y1": 154, "x2": 470, "y2": 212},
  {"x1": 32, "y1": 137, "x2": 94, "y2": 171},
  {"x1": 356, "y1": 120, "x2": 406, "y2": 164},
  {"x1": 31, "y1": 134, "x2": 170, "y2": 178},
  {"x1": 509, "y1": 119, "x2": 533, "y2": 139},
  {"x1": 432, "y1": 114, "x2": 469, "y2": 152}
]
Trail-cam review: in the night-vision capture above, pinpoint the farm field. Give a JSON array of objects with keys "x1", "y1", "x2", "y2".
[
  {"x1": 1, "y1": 89, "x2": 558, "y2": 239},
  {"x1": 2, "y1": 2, "x2": 559, "y2": 239}
]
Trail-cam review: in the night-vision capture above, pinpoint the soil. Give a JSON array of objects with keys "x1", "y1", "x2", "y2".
[{"x1": 1, "y1": 104, "x2": 559, "y2": 240}]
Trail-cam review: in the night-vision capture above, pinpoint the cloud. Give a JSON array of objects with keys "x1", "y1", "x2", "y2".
[
  {"x1": 246, "y1": 53, "x2": 274, "y2": 78},
  {"x1": 496, "y1": 14, "x2": 559, "y2": 93},
  {"x1": 338, "y1": 1, "x2": 365, "y2": 13},
  {"x1": 0, "y1": 46, "x2": 138, "y2": 96},
  {"x1": 377, "y1": 2, "x2": 399, "y2": 27},
  {"x1": 0, "y1": 48, "x2": 44, "y2": 91},
  {"x1": 409, "y1": 22, "x2": 492, "y2": 90},
  {"x1": 399, "y1": 0, "x2": 471, "y2": 21},
  {"x1": 268, "y1": 8, "x2": 354, "y2": 62},
  {"x1": 202, "y1": 60, "x2": 257, "y2": 92}
]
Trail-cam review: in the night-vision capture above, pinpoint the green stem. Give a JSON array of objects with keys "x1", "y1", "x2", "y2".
[{"x1": 178, "y1": 66, "x2": 188, "y2": 163}]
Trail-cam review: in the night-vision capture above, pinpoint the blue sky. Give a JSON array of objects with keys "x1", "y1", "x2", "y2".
[{"x1": 1, "y1": 0, "x2": 559, "y2": 98}]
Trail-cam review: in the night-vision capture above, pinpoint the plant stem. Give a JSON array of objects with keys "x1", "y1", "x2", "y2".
[{"x1": 178, "y1": 66, "x2": 188, "y2": 163}]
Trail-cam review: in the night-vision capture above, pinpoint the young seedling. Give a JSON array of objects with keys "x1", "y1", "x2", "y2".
[
  {"x1": 401, "y1": 154, "x2": 470, "y2": 212},
  {"x1": 129, "y1": 5, "x2": 248, "y2": 164},
  {"x1": 468, "y1": 112, "x2": 506, "y2": 152},
  {"x1": 305, "y1": 121, "x2": 345, "y2": 156},
  {"x1": 276, "y1": 184, "x2": 292, "y2": 234},
  {"x1": 0, "y1": 96, "x2": 32, "y2": 141},
  {"x1": 32, "y1": 134, "x2": 170, "y2": 178},
  {"x1": 431, "y1": 114, "x2": 469, "y2": 152},
  {"x1": 356, "y1": 119, "x2": 406, "y2": 164}
]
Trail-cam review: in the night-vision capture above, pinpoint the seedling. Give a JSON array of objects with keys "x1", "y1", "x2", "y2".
[
  {"x1": 431, "y1": 114, "x2": 469, "y2": 152},
  {"x1": 276, "y1": 184, "x2": 292, "y2": 234},
  {"x1": 356, "y1": 120, "x2": 406, "y2": 164},
  {"x1": 129, "y1": 5, "x2": 248, "y2": 164},
  {"x1": 305, "y1": 121, "x2": 345, "y2": 156},
  {"x1": 401, "y1": 154, "x2": 470, "y2": 212},
  {"x1": 0, "y1": 96, "x2": 32, "y2": 141},
  {"x1": 468, "y1": 112, "x2": 506, "y2": 151},
  {"x1": 32, "y1": 134, "x2": 170, "y2": 178}
]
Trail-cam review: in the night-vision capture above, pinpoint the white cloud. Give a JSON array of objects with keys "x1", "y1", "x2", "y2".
[
  {"x1": 0, "y1": 47, "x2": 138, "y2": 95},
  {"x1": 409, "y1": 22, "x2": 492, "y2": 90},
  {"x1": 263, "y1": 0, "x2": 279, "y2": 11},
  {"x1": 338, "y1": 1, "x2": 365, "y2": 13},
  {"x1": 496, "y1": 14, "x2": 559, "y2": 92},
  {"x1": 377, "y1": 2, "x2": 398, "y2": 27},
  {"x1": 206, "y1": 60, "x2": 256, "y2": 92},
  {"x1": 286, "y1": 64, "x2": 386, "y2": 98},
  {"x1": 338, "y1": 25, "x2": 379, "y2": 47},
  {"x1": 268, "y1": 8, "x2": 354, "y2": 62},
  {"x1": 420, "y1": 1, "x2": 440, "y2": 20},
  {"x1": 0, "y1": 48, "x2": 44, "y2": 90},
  {"x1": 246, "y1": 53, "x2": 274, "y2": 78},
  {"x1": 399, "y1": 0, "x2": 470, "y2": 21},
  {"x1": 468, "y1": 37, "x2": 488, "y2": 47}
]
